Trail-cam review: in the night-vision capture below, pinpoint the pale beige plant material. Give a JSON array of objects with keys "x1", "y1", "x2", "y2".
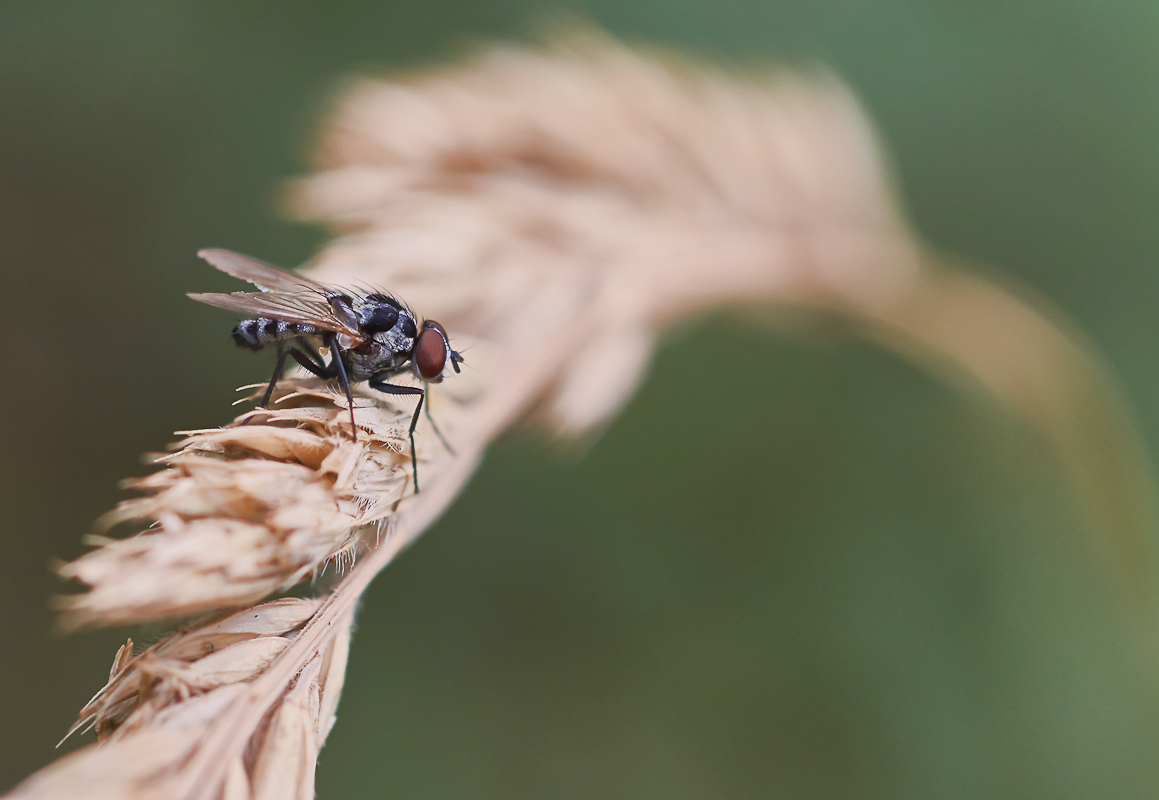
[
  {"x1": 57, "y1": 388, "x2": 417, "y2": 627},
  {"x1": 11, "y1": 34, "x2": 1154, "y2": 800},
  {"x1": 15, "y1": 599, "x2": 351, "y2": 800}
]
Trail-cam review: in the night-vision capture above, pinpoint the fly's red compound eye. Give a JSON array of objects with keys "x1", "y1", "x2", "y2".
[{"x1": 414, "y1": 322, "x2": 449, "y2": 380}]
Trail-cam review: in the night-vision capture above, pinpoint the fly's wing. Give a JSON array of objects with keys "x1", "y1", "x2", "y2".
[
  {"x1": 198, "y1": 248, "x2": 329, "y2": 293},
  {"x1": 187, "y1": 291, "x2": 367, "y2": 344}
]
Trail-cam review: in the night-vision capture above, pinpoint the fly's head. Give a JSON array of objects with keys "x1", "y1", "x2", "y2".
[{"x1": 413, "y1": 320, "x2": 463, "y2": 384}]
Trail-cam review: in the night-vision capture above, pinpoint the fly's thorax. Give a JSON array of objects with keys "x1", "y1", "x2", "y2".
[
  {"x1": 371, "y1": 319, "x2": 416, "y2": 355},
  {"x1": 337, "y1": 298, "x2": 418, "y2": 380},
  {"x1": 351, "y1": 295, "x2": 417, "y2": 351},
  {"x1": 344, "y1": 337, "x2": 411, "y2": 381}
]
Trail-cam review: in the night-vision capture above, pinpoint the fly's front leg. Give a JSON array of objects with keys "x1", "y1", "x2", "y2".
[
  {"x1": 369, "y1": 378, "x2": 426, "y2": 493},
  {"x1": 424, "y1": 397, "x2": 455, "y2": 455}
]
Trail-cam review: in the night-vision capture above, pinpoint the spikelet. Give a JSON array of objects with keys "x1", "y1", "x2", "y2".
[
  {"x1": 12, "y1": 599, "x2": 351, "y2": 800},
  {"x1": 56, "y1": 387, "x2": 420, "y2": 628},
  {"x1": 11, "y1": 33, "x2": 1150, "y2": 800}
]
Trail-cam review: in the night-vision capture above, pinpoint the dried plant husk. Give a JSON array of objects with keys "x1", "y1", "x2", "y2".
[
  {"x1": 14, "y1": 33, "x2": 1154, "y2": 800},
  {"x1": 55, "y1": 387, "x2": 424, "y2": 628},
  {"x1": 13, "y1": 599, "x2": 351, "y2": 800}
]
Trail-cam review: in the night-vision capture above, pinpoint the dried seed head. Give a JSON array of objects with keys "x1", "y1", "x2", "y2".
[
  {"x1": 67, "y1": 599, "x2": 321, "y2": 743},
  {"x1": 15, "y1": 599, "x2": 350, "y2": 800},
  {"x1": 55, "y1": 385, "x2": 452, "y2": 628}
]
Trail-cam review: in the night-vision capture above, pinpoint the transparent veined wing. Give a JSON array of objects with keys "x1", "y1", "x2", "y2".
[
  {"x1": 187, "y1": 291, "x2": 367, "y2": 344},
  {"x1": 197, "y1": 248, "x2": 330, "y2": 294}
]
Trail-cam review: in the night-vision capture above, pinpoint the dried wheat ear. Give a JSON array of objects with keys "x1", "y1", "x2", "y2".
[
  {"x1": 57, "y1": 386, "x2": 422, "y2": 629},
  {"x1": 9, "y1": 34, "x2": 1148, "y2": 800}
]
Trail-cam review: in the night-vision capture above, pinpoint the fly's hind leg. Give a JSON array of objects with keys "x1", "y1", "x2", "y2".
[
  {"x1": 368, "y1": 378, "x2": 426, "y2": 493},
  {"x1": 258, "y1": 343, "x2": 289, "y2": 408},
  {"x1": 246, "y1": 340, "x2": 333, "y2": 426},
  {"x1": 241, "y1": 343, "x2": 291, "y2": 426},
  {"x1": 287, "y1": 345, "x2": 331, "y2": 378}
]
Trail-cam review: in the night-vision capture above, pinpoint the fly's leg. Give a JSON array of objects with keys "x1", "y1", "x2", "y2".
[
  {"x1": 326, "y1": 334, "x2": 358, "y2": 443},
  {"x1": 287, "y1": 346, "x2": 331, "y2": 378},
  {"x1": 246, "y1": 340, "x2": 334, "y2": 426},
  {"x1": 257, "y1": 343, "x2": 289, "y2": 409},
  {"x1": 263, "y1": 340, "x2": 332, "y2": 402},
  {"x1": 369, "y1": 379, "x2": 426, "y2": 493},
  {"x1": 423, "y1": 396, "x2": 455, "y2": 455},
  {"x1": 296, "y1": 337, "x2": 327, "y2": 370}
]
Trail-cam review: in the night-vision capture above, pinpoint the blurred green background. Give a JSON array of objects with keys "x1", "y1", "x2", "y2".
[{"x1": 3, "y1": 1, "x2": 1159, "y2": 797}]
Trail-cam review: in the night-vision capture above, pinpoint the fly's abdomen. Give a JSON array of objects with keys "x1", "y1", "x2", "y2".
[{"x1": 232, "y1": 318, "x2": 317, "y2": 351}]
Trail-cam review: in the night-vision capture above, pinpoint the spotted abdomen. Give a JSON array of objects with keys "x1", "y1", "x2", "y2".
[{"x1": 232, "y1": 318, "x2": 317, "y2": 351}]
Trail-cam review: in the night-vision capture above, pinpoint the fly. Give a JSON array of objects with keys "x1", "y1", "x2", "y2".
[{"x1": 189, "y1": 248, "x2": 463, "y2": 493}]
